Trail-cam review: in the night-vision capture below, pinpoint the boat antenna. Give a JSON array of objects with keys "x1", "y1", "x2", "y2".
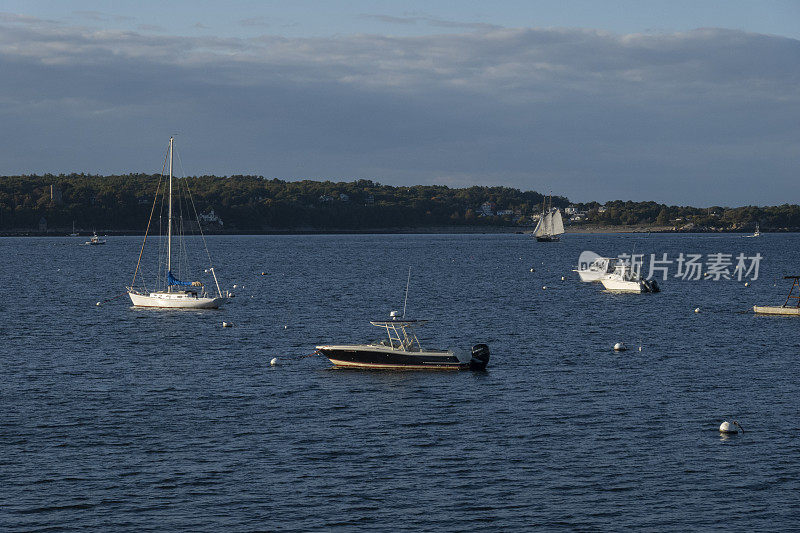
[{"x1": 402, "y1": 267, "x2": 411, "y2": 318}]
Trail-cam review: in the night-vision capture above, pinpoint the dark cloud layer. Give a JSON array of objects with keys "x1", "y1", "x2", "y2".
[{"x1": 1, "y1": 15, "x2": 798, "y2": 204}]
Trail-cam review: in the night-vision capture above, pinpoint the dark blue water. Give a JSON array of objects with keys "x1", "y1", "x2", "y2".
[{"x1": 2, "y1": 233, "x2": 798, "y2": 530}]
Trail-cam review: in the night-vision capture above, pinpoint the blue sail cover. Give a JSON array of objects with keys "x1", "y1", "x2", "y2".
[{"x1": 167, "y1": 271, "x2": 193, "y2": 287}]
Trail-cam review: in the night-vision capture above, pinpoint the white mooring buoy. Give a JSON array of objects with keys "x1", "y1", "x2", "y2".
[
  {"x1": 719, "y1": 420, "x2": 743, "y2": 434},
  {"x1": 614, "y1": 342, "x2": 627, "y2": 352},
  {"x1": 695, "y1": 307, "x2": 701, "y2": 313},
  {"x1": 222, "y1": 321, "x2": 232, "y2": 328},
  {"x1": 561, "y1": 276, "x2": 566, "y2": 281},
  {"x1": 530, "y1": 268, "x2": 535, "y2": 272},
  {"x1": 542, "y1": 286, "x2": 547, "y2": 290},
  {"x1": 270, "y1": 357, "x2": 278, "y2": 366},
  {"x1": 744, "y1": 282, "x2": 750, "y2": 287}
]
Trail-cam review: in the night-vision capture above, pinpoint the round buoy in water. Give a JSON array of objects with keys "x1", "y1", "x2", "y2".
[
  {"x1": 233, "y1": 284, "x2": 238, "y2": 289},
  {"x1": 613, "y1": 342, "x2": 627, "y2": 352},
  {"x1": 270, "y1": 357, "x2": 278, "y2": 366},
  {"x1": 694, "y1": 308, "x2": 700, "y2": 313},
  {"x1": 222, "y1": 321, "x2": 232, "y2": 328},
  {"x1": 261, "y1": 272, "x2": 267, "y2": 276},
  {"x1": 744, "y1": 282, "x2": 749, "y2": 287},
  {"x1": 284, "y1": 325, "x2": 288, "y2": 329},
  {"x1": 96, "y1": 302, "x2": 101, "y2": 306},
  {"x1": 561, "y1": 276, "x2": 566, "y2": 281},
  {"x1": 530, "y1": 268, "x2": 535, "y2": 272},
  {"x1": 719, "y1": 420, "x2": 743, "y2": 434},
  {"x1": 542, "y1": 286, "x2": 547, "y2": 290}
]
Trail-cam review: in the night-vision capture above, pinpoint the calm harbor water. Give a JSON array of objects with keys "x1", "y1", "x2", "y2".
[{"x1": 2, "y1": 233, "x2": 799, "y2": 530}]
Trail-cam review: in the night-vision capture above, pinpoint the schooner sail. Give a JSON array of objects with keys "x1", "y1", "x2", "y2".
[{"x1": 533, "y1": 197, "x2": 564, "y2": 242}]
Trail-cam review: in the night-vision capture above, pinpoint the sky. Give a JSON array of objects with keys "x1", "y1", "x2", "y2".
[{"x1": 1, "y1": 1, "x2": 799, "y2": 206}]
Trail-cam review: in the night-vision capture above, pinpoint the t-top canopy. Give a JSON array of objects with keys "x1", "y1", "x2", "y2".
[{"x1": 370, "y1": 319, "x2": 428, "y2": 327}]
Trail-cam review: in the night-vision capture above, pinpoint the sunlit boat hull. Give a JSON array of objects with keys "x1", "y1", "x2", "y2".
[
  {"x1": 128, "y1": 291, "x2": 223, "y2": 309},
  {"x1": 316, "y1": 345, "x2": 469, "y2": 370}
]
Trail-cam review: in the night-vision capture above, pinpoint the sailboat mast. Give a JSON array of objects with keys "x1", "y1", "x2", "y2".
[{"x1": 167, "y1": 137, "x2": 173, "y2": 278}]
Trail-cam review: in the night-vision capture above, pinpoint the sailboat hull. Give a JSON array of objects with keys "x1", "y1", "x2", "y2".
[
  {"x1": 128, "y1": 291, "x2": 223, "y2": 309},
  {"x1": 535, "y1": 235, "x2": 560, "y2": 242}
]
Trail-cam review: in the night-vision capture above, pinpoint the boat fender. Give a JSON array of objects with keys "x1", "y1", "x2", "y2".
[{"x1": 469, "y1": 344, "x2": 490, "y2": 371}]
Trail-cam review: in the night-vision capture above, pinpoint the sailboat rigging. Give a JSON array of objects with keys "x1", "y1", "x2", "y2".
[{"x1": 127, "y1": 137, "x2": 226, "y2": 309}]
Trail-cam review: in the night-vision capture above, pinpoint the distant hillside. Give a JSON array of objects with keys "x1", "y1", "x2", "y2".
[
  {"x1": 0, "y1": 174, "x2": 564, "y2": 233},
  {"x1": 1, "y1": 174, "x2": 796, "y2": 234}
]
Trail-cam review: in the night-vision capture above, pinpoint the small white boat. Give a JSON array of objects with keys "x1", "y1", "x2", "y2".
[
  {"x1": 600, "y1": 264, "x2": 660, "y2": 293},
  {"x1": 754, "y1": 275, "x2": 800, "y2": 315},
  {"x1": 69, "y1": 221, "x2": 79, "y2": 237},
  {"x1": 745, "y1": 223, "x2": 761, "y2": 237},
  {"x1": 84, "y1": 232, "x2": 106, "y2": 245},
  {"x1": 127, "y1": 137, "x2": 227, "y2": 309},
  {"x1": 574, "y1": 256, "x2": 618, "y2": 282}
]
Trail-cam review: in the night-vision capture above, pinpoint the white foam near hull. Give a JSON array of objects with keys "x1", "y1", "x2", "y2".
[{"x1": 128, "y1": 291, "x2": 223, "y2": 309}]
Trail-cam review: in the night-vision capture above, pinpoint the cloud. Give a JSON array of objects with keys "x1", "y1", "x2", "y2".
[
  {"x1": 360, "y1": 13, "x2": 501, "y2": 31},
  {"x1": 73, "y1": 10, "x2": 135, "y2": 23},
  {"x1": 240, "y1": 16, "x2": 271, "y2": 28},
  {"x1": 0, "y1": 21, "x2": 798, "y2": 204}
]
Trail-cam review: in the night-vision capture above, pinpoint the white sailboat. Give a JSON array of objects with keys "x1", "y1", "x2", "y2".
[
  {"x1": 127, "y1": 137, "x2": 226, "y2": 309},
  {"x1": 533, "y1": 197, "x2": 564, "y2": 242}
]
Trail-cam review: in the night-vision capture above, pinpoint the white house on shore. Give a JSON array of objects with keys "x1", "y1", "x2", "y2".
[{"x1": 198, "y1": 209, "x2": 223, "y2": 226}]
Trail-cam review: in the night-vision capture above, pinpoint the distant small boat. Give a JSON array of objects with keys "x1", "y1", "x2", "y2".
[
  {"x1": 574, "y1": 256, "x2": 618, "y2": 282},
  {"x1": 745, "y1": 223, "x2": 761, "y2": 238},
  {"x1": 754, "y1": 275, "x2": 800, "y2": 315},
  {"x1": 533, "y1": 196, "x2": 564, "y2": 242},
  {"x1": 84, "y1": 232, "x2": 106, "y2": 245},
  {"x1": 69, "y1": 221, "x2": 79, "y2": 237},
  {"x1": 600, "y1": 263, "x2": 659, "y2": 293}
]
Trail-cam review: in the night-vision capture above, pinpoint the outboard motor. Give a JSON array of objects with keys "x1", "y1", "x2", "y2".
[
  {"x1": 469, "y1": 344, "x2": 490, "y2": 371},
  {"x1": 644, "y1": 278, "x2": 660, "y2": 293}
]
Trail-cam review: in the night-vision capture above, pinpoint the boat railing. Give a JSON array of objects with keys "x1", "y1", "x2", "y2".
[{"x1": 370, "y1": 321, "x2": 424, "y2": 351}]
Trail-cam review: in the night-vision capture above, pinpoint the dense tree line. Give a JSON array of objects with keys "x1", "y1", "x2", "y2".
[
  {"x1": 2, "y1": 173, "x2": 796, "y2": 233},
  {"x1": 569, "y1": 200, "x2": 800, "y2": 230},
  {"x1": 0, "y1": 174, "x2": 565, "y2": 232}
]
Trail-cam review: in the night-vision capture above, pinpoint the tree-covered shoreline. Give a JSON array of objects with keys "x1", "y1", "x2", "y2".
[{"x1": 0, "y1": 173, "x2": 796, "y2": 234}]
